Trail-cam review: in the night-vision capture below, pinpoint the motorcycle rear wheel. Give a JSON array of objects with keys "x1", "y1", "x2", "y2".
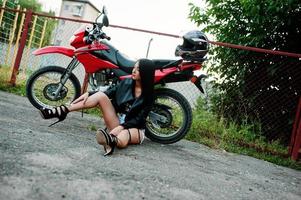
[
  {"x1": 145, "y1": 88, "x2": 192, "y2": 144},
  {"x1": 26, "y1": 66, "x2": 81, "y2": 109}
]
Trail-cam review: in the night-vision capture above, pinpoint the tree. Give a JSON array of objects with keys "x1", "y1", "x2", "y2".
[
  {"x1": 189, "y1": 0, "x2": 301, "y2": 144},
  {"x1": 18, "y1": 0, "x2": 42, "y2": 11},
  {"x1": 0, "y1": 0, "x2": 56, "y2": 46}
]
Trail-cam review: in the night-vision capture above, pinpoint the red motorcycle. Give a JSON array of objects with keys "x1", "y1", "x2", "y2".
[{"x1": 26, "y1": 7, "x2": 209, "y2": 144}]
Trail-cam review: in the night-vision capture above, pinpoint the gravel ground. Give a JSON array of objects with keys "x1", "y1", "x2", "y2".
[{"x1": 0, "y1": 91, "x2": 300, "y2": 200}]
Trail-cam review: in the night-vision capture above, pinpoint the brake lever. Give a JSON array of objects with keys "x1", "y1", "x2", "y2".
[{"x1": 99, "y1": 32, "x2": 110, "y2": 40}]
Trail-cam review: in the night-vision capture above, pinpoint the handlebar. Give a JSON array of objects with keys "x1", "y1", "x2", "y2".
[
  {"x1": 100, "y1": 32, "x2": 111, "y2": 40},
  {"x1": 85, "y1": 23, "x2": 111, "y2": 44}
]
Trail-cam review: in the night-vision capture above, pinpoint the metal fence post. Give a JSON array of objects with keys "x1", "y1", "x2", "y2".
[
  {"x1": 39, "y1": 19, "x2": 48, "y2": 48},
  {"x1": 291, "y1": 119, "x2": 301, "y2": 160},
  {"x1": 5, "y1": 5, "x2": 20, "y2": 66},
  {"x1": 23, "y1": 14, "x2": 37, "y2": 72},
  {"x1": 0, "y1": 0, "x2": 7, "y2": 25},
  {"x1": 32, "y1": 18, "x2": 47, "y2": 70},
  {"x1": 12, "y1": 8, "x2": 26, "y2": 68},
  {"x1": 289, "y1": 97, "x2": 301, "y2": 160},
  {"x1": 9, "y1": 9, "x2": 33, "y2": 86}
]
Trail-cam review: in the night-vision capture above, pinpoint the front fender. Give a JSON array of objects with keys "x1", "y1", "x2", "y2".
[{"x1": 33, "y1": 46, "x2": 74, "y2": 57}]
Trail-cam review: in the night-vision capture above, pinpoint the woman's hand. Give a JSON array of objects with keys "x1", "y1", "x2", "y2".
[
  {"x1": 110, "y1": 125, "x2": 124, "y2": 136},
  {"x1": 71, "y1": 92, "x2": 89, "y2": 105}
]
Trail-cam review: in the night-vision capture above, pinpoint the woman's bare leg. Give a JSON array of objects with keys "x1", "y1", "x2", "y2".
[
  {"x1": 68, "y1": 92, "x2": 119, "y2": 130},
  {"x1": 68, "y1": 93, "x2": 100, "y2": 111},
  {"x1": 115, "y1": 128, "x2": 142, "y2": 148}
]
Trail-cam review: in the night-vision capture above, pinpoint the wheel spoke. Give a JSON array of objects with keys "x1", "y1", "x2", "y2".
[
  {"x1": 30, "y1": 71, "x2": 77, "y2": 108},
  {"x1": 145, "y1": 88, "x2": 192, "y2": 144},
  {"x1": 146, "y1": 94, "x2": 185, "y2": 137}
]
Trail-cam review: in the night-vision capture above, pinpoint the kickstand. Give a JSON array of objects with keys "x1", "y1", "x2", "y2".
[{"x1": 81, "y1": 109, "x2": 84, "y2": 117}]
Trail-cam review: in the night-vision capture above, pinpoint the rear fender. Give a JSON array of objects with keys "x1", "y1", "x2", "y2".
[
  {"x1": 153, "y1": 102, "x2": 172, "y2": 110},
  {"x1": 191, "y1": 74, "x2": 208, "y2": 93},
  {"x1": 33, "y1": 46, "x2": 74, "y2": 57}
]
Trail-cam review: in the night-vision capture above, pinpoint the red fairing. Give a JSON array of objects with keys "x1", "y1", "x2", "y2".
[
  {"x1": 154, "y1": 68, "x2": 177, "y2": 82},
  {"x1": 70, "y1": 27, "x2": 86, "y2": 48},
  {"x1": 119, "y1": 68, "x2": 178, "y2": 82},
  {"x1": 33, "y1": 46, "x2": 74, "y2": 57},
  {"x1": 76, "y1": 53, "x2": 118, "y2": 73},
  {"x1": 153, "y1": 63, "x2": 202, "y2": 82},
  {"x1": 182, "y1": 63, "x2": 202, "y2": 71},
  {"x1": 119, "y1": 63, "x2": 203, "y2": 83},
  {"x1": 74, "y1": 42, "x2": 109, "y2": 54}
]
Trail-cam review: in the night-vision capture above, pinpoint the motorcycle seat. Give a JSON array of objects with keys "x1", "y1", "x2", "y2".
[
  {"x1": 117, "y1": 57, "x2": 182, "y2": 73},
  {"x1": 94, "y1": 41, "x2": 182, "y2": 74},
  {"x1": 94, "y1": 40, "x2": 135, "y2": 74},
  {"x1": 116, "y1": 51, "x2": 136, "y2": 74},
  {"x1": 152, "y1": 59, "x2": 181, "y2": 69}
]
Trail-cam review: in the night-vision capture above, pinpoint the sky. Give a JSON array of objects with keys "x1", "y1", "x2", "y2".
[{"x1": 37, "y1": 0, "x2": 206, "y2": 60}]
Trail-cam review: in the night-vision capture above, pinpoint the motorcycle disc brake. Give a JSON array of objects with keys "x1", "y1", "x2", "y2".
[{"x1": 43, "y1": 83, "x2": 68, "y2": 101}]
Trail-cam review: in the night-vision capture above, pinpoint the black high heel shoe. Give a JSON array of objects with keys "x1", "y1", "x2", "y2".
[
  {"x1": 96, "y1": 128, "x2": 118, "y2": 156},
  {"x1": 39, "y1": 105, "x2": 69, "y2": 127}
]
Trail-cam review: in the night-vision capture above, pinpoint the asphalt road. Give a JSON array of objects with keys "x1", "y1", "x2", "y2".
[{"x1": 0, "y1": 91, "x2": 300, "y2": 200}]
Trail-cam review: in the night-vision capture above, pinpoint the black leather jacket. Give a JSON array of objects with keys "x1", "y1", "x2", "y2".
[{"x1": 104, "y1": 78, "x2": 152, "y2": 129}]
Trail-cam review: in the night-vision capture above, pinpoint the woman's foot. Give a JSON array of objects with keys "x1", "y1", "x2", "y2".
[
  {"x1": 39, "y1": 105, "x2": 69, "y2": 127},
  {"x1": 96, "y1": 128, "x2": 118, "y2": 156}
]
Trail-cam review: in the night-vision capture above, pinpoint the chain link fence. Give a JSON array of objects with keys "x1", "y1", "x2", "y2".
[
  {"x1": 0, "y1": 2, "x2": 204, "y2": 104},
  {"x1": 0, "y1": 0, "x2": 20, "y2": 68},
  {"x1": 25, "y1": 14, "x2": 87, "y2": 85},
  {"x1": 204, "y1": 44, "x2": 301, "y2": 144},
  {"x1": 0, "y1": 3, "x2": 300, "y2": 154}
]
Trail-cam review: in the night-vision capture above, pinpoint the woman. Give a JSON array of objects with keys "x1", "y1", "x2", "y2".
[{"x1": 39, "y1": 59, "x2": 155, "y2": 156}]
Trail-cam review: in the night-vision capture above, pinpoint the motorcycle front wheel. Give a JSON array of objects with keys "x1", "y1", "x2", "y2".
[
  {"x1": 145, "y1": 88, "x2": 192, "y2": 144},
  {"x1": 26, "y1": 66, "x2": 81, "y2": 109}
]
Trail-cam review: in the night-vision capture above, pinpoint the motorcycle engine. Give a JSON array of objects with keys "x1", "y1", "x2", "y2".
[{"x1": 89, "y1": 69, "x2": 115, "y2": 91}]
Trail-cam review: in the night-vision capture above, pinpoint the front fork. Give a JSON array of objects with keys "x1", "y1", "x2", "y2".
[{"x1": 52, "y1": 57, "x2": 80, "y2": 98}]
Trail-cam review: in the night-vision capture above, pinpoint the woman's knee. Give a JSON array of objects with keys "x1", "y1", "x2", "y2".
[
  {"x1": 94, "y1": 92, "x2": 110, "y2": 105},
  {"x1": 95, "y1": 92, "x2": 107, "y2": 100}
]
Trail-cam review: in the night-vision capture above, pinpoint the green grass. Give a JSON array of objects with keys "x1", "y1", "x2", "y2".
[
  {"x1": 0, "y1": 65, "x2": 102, "y2": 115},
  {"x1": 0, "y1": 66, "x2": 27, "y2": 96},
  {"x1": 83, "y1": 106, "x2": 102, "y2": 117},
  {"x1": 1, "y1": 66, "x2": 300, "y2": 170},
  {"x1": 87, "y1": 124, "x2": 98, "y2": 131},
  {"x1": 186, "y1": 97, "x2": 301, "y2": 170}
]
